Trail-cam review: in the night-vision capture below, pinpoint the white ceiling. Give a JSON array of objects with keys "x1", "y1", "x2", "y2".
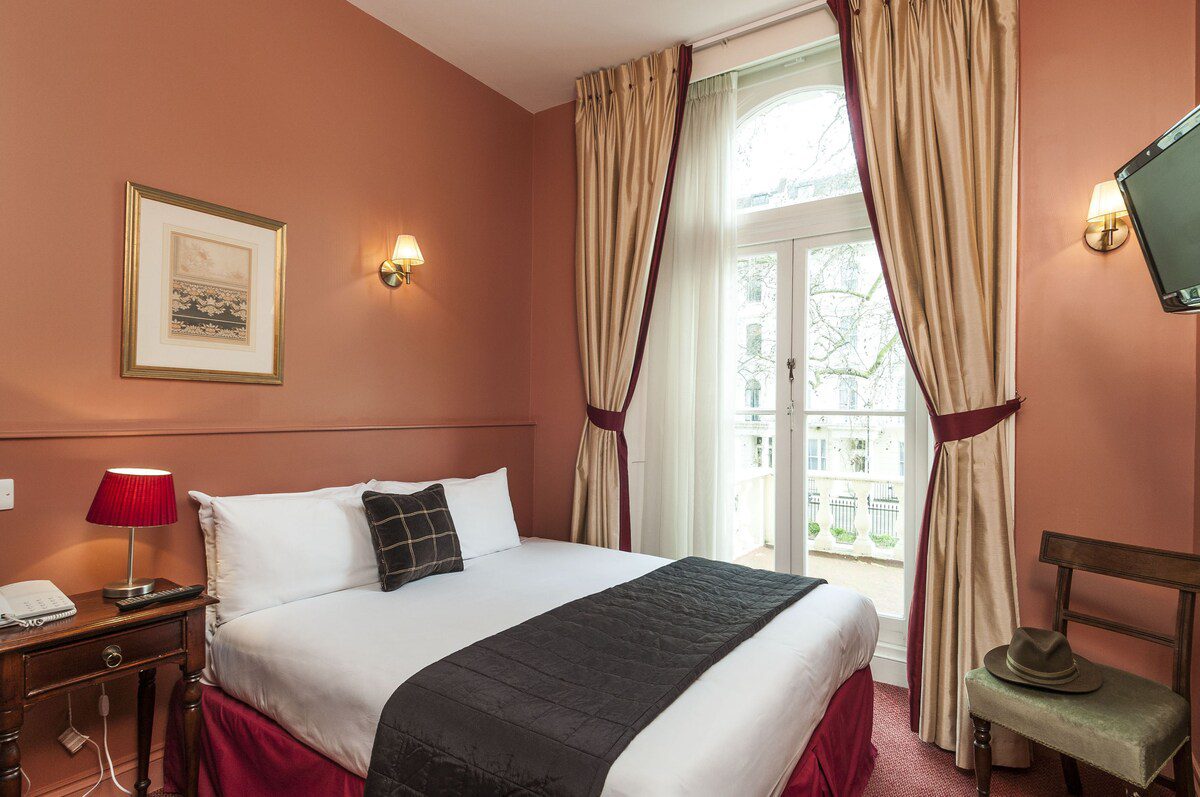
[{"x1": 346, "y1": 0, "x2": 805, "y2": 113}]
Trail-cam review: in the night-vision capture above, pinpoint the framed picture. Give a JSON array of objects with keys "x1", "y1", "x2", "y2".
[{"x1": 122, "y1": 182, "x2": 286, "y2": 384}]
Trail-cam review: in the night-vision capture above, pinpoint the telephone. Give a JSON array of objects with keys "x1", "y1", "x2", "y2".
[{"x1": 0, "y1": 581, "x2": 77, "y2": 629}]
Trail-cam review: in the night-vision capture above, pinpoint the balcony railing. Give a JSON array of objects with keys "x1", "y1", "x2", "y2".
[
  {"x1": 734, "y1": 469, "x2": 903, "y2": 562},
  {"x1": 806, "y1": 473, "x2": 903, "y2": 560}
]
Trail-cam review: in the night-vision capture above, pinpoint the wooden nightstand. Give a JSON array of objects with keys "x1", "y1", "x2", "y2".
[{"x1": 0, "y1": 581, "x2": 215, "y2": 797}]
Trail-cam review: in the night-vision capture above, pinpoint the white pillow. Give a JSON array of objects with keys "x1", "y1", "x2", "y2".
[
  {"x1": 189, "y1": 484, "x2": 373, "y2": 628},
  {"x1": 207, "y1": 493, "x2": 377, "y2": 625},
  {"x1": 368, "y1": 468, "x2": 520, "y2": 560}
]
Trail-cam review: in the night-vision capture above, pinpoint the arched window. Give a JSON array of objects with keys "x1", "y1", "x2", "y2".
[
  {"x1": 745, "y1": 379, "x2": 761, "y2": 408},
  {"x1": 735, "y1": 88, "x2": 857, "y2": 211}
]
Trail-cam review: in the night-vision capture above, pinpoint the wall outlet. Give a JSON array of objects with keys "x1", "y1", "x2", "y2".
[{"x1": 0, "y1": 479, "x2": 11, "y2": 511}]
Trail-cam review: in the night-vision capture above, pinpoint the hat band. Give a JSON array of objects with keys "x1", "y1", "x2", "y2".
[{"x1": 1006, "y1": 652, "x2": 1078, "y2": 684}]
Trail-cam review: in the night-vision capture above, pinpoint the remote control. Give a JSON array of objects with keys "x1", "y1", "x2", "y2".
[{"x1": 115, "y1": 584, "x2": 205, "y2": 612}]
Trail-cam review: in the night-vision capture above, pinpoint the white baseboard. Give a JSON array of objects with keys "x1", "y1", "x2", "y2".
[
  {"x1": 31, "y1": 744, "x2": 164, "y2": 797},
  {"x1": 872, "y1": 639, "x2": 907, "y2": 687}
]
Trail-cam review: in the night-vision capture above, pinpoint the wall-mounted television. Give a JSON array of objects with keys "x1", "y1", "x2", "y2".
[{"x1": 1117, "y1": 104, "x2": 1200, "y2": 313}]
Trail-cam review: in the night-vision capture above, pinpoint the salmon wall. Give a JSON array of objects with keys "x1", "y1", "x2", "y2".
[
  {"x1": 0, "y1": 0, "x2": 534, "y2": 791},
  {"x1": 1015, "y1": 0, "x2": 1197, "y2": 690},
  {"x1": 530, "y1": 101, "x2": 582, "y2": 540}
]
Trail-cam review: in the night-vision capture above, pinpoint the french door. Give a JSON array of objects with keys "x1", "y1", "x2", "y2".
[{"x1": 732, "y1": 217, "x2": 926, "y2": 664}]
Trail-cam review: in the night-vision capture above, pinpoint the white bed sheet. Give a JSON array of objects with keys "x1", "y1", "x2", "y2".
[{"x1": 209, "y1": 538, "x2": 878, "y2": 797}]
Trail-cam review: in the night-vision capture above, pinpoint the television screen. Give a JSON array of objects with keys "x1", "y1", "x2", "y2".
[{"x1": 1117, "y1": 105, "x2": 1200, "y2": 313}]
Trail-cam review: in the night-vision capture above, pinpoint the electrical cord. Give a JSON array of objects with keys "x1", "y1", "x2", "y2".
[
  {"x1": 0, "y1": 607, "x2": 74, "y2": 629},
  {"x1": 78, "y1": 736, "x2": 105, "y2": 797},
  {"x1": 58, "y1": 693, "x2": 105, "y2": 797},
  {"x1": 0, "y1": 613, "x2": 45, "y2": 629},
  {"x1": 99, "y1": 684, "x2": 132, "y2": 795},
  {"x1": 20, "y1": 685, "x2": 141, "y2": 796}
]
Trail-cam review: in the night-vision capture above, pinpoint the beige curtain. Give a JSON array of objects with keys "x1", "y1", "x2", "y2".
[
  {"x1": 834, "y1": 0, "x2": 1026, "y2": 768},
  {"x1": 571, "y1": 46, "x2": 685, "y2": 549}
]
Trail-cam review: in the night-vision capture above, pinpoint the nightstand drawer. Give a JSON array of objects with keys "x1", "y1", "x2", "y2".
[{"x1": 23, "y1": 619, "x2": 184, "y2": 698}]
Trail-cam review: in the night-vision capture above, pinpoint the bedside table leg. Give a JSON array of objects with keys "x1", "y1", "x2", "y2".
[
  {"x1": 181, "y1": 670, "x2": 202, "y2": 797},
  {"x1": 0, "y1": 707, "x2": 21, "y2": 797},
  {"x1": 135, "y1": 669, "x2": 156, "y2": 797}
]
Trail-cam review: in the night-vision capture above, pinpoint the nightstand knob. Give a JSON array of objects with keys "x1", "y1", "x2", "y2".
[{"x1": 102, "y1": 644, "x2": 123, "y2": 669}]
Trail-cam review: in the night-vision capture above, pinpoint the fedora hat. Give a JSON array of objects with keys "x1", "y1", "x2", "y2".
[{"x1": 983, "y1": 627, "x2": 1102, "y2": 694}]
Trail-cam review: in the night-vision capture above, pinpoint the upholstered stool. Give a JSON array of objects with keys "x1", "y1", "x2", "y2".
[{"x1": 966, "y1": 665, "x2": 1188, "y2": 793}]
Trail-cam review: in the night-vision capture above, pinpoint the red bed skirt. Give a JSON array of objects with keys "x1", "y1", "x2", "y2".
[{"x1": 165, "y1": 666, "x2": 875, "y2": 796}]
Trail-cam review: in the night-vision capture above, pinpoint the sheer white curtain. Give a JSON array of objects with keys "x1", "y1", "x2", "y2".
[{"x1": 639, "y1": 73, "x2": 737, "y2": 560}]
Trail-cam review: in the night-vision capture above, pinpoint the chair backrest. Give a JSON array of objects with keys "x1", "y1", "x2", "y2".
[{"x1": 1040, "y1": 531, "x2": 1200, "y2": 700}]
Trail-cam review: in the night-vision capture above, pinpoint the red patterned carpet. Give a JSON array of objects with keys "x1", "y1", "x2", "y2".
[{"x1": 867, "y1": 681, "x2": 1172, "y2": 796}]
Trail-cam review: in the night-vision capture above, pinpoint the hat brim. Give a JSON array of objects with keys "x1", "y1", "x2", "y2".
[{"x1": 983, "y1": 645, "x2": 1104, "y2": 694}]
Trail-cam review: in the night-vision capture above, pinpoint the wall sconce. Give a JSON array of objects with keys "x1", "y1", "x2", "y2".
[
  {"x1": 1084, "y1": 180, "x2": 1130, "y2": 252},
  {"x1": 379, "y1": 234, "x2": 425, "y2": 288}
]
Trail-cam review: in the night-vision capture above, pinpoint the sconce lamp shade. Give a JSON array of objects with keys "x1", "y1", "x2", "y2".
[
  {"x1": 1087, "y1": 180, "x2": 1129, "y2": 222},
  {"x1": 86, "y1": 468, "x2": 177, "y2": 528},
  {"x1": 391, "y1": 234, "x2": 424, "y2": 266}
]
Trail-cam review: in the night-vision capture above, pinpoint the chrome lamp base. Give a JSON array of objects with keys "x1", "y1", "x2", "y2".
[
  {"x1": 103, "y1": 526, "x2": 155, "y2": 599},
  {"x1": 103, "y1": 578, "x2": 155, "y2": 599}
]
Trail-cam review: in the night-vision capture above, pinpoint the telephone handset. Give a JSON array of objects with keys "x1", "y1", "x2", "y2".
[{"x1": 0, "y1": 580, "x2": 77, "y2": 629}]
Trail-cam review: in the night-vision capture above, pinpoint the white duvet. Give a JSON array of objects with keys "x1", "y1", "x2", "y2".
[{"x1": 209, "y1": 538, "x2": 878, "y2": 797}]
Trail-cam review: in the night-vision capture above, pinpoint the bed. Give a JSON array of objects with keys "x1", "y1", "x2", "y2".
[
  {"x1": 164, "y1": 537, "x2": 878, "y2": 792},
  {"x1": 163, "y1": 475, "x2": 879, "y2": 796}
]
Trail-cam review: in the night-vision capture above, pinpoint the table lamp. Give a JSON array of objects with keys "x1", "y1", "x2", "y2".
[{"x1": 86, "y1": 468, "x2": 177, "y2": 598}]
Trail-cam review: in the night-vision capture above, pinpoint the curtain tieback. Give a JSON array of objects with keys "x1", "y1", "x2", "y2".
[
  {"x1": 930, "y1": 397, "x2": 1023, "y2": 444},
  {"x1": 586, "y1": 404, "x2": 626, "y2": 433}
]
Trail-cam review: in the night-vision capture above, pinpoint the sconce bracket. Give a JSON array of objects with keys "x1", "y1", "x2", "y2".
[
  {"x1": 1084, "y1": 217, "x2": 1130, "y2": 252},
  {"x1": 379, "y1": 260, "x2": 411, "y2": 288}
]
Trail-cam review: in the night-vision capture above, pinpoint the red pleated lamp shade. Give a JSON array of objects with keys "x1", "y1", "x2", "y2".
[{"x1": 86, "y1": 468, "x2": 178, "y2": 528}]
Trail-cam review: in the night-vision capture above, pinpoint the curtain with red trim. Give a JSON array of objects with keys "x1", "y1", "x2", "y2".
[
  {"x1": 828, "y1": 0, "x2": 1027, "y2": 768},
  {"x1": 570, "y1": 45, "x2": 692, "y2": 551}
]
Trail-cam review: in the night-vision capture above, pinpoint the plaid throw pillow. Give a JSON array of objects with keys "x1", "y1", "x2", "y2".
[{"x1": 361, "y1": 485, "x2": 464, "y2": 591}]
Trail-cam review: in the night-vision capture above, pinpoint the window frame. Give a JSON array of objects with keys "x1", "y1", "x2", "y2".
[{"x1": 737, "y1": 187, "x2": 930, "y2": 662}]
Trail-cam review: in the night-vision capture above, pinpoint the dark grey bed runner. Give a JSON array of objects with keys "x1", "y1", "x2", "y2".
[{"x1": 363, "y1": 556, "x2": 825, "y2": 797}]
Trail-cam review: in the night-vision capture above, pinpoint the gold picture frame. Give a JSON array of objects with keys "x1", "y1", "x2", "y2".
[{"x1": 122, "y1": 182, "x2": 286, "y2": 384}]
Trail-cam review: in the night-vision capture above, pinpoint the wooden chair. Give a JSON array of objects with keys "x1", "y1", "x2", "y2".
[{"x1": 966, "y1": 531, "x2": 1199, "y2": 797}]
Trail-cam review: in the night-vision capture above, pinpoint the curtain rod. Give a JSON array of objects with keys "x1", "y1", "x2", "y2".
[{"x1": 689, "y1": 0, "x2": 831, "y2": 53}]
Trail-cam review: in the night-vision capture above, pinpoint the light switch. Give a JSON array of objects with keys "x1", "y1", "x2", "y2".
[{"x1": 0, "y1": 479, "x2": 12, "y2": 510}]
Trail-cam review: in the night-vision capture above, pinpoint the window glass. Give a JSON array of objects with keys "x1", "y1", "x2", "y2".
[
  {"x1": 732, "y1": 252, "x2": 779, "y2": 569},
  {"x1": 804, "y1": 414, "x2": 905, "y2": 616},
  {"x1": 807, "y1": 242, "x2": 904, "y2": 412},
  {"x1": 736, "y1": 88, "x2": 858, "y2": 211}
]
